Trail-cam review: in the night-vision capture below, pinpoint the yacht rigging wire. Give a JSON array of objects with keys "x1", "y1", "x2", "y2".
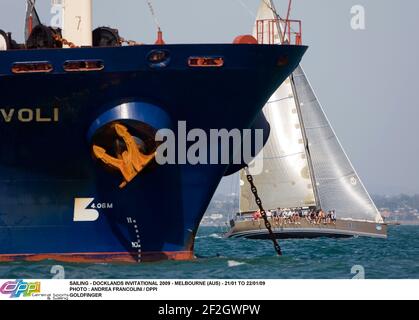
[
  {"x1": 263, "y1": 0, "x2": 282, "y2": 19},
  {"x1": 235, "y1": 0, "x2": 256, "y2": 18},
  {"x1": 144, "y1": 0, "x2": 162, "y2": 31}
]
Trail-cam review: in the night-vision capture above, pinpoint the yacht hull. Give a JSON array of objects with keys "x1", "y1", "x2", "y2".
[{"x1": 226, "y1": 219, "x2": 388, "y2": 239}]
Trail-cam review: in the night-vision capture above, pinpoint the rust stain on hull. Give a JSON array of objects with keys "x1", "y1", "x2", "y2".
[{"x1": 0, "y1": 251, "x2": 195, "y2": 264}]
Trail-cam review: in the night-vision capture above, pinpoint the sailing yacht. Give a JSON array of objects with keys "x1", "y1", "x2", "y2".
[{"x1": 226, "y1": 0, "x2": 387, "y2": 239}]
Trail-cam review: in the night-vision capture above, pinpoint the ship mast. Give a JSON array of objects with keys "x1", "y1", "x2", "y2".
[{"x1": 62, "y1": 0, "x2": 93, "y2": 47}]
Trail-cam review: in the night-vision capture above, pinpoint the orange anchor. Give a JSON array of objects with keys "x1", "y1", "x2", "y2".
[{"x1": 93, "y1": 124, "x2": 155, "y2": 188}]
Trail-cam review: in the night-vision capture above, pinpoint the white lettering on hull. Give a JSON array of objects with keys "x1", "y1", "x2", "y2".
[{"x1": 0, "y1": 108, "x2": 59, "y2": 123}]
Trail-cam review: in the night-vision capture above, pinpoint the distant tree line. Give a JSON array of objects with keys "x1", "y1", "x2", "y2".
[{"x1": 372, "y1": 194, "x2": 419, "y2": 211}]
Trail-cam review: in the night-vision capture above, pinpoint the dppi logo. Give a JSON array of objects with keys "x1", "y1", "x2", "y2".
[{"x1": 0, "y1": 280, "x2": 41, "y2": 298}]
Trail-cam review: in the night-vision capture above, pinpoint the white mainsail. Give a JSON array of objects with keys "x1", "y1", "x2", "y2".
[
  {"x1": 240, "y1": 0, "x2": 383, "y2": 223},
  {"x1": 240, "y1": 0, "x2": 316, "y2": 212}
]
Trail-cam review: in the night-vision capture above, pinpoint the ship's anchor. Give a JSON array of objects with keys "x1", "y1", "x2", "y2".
[{"x1": 93, "y1": 124, "x2": 155, "y2": 189}]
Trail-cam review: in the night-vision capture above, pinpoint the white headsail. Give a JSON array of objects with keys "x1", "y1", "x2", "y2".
[
  {"x1": 240, "y1": 0, "x2": 383, "y2": 223},
  {"x1": 292, "y1": 66, "x2": 383, "y2": 223}
]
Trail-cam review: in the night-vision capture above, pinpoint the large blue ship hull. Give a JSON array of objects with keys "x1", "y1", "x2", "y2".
[{"x1": 0, "y1": 44, "x2": 306, "y2": 262}]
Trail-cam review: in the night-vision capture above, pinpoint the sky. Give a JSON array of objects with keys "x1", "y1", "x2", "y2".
[{"x1": 1, "y1": 0, "x2": 418, "y2": 195}]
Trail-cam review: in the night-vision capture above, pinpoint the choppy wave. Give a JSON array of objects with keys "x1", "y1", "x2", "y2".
[
  {"x1": 227, "y1": 260, "x2": 246, "y2": 268},
  {"x1": 196, "y1": 233, "x2": 223, "y2": 239}
]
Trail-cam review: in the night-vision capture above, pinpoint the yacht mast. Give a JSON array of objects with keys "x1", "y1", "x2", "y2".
[
  {"x1": 268, "y1": 0, "x2": 321, "y2": 208},
  {"x1": 290, "y1": 74, "x2": 322, "y2": 208}
]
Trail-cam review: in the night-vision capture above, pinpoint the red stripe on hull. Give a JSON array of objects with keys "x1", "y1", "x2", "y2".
[{"x1": 0, "y1": 251, "x2": 195, "y2": 263}]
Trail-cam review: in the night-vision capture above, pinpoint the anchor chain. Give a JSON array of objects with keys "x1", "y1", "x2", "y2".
[
  {"x1": 244, "y1": 166, "x2": 282, "y2": 256},
  {"x1": 119, "y1": 37, "x2": 142, "y2": 46},
  {"x1": 53, "y1": 32, "x2": 141, "y2": 47},
  {"x1": 52, "y1": 33, "x2": 77, "y2": 48}
]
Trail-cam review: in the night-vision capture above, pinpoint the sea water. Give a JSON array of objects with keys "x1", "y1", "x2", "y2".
[{"x1": 0, "y1": 226, "x2": 418, "y2": 279}]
